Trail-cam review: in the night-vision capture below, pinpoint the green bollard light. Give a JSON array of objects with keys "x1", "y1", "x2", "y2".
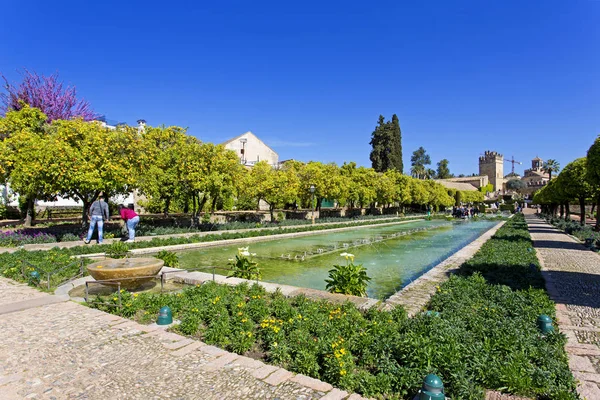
[
  {"x1": 418, "y1": 374, "x2": 445, "y2": 400},
  {"x1": 157, "y1": 306, "x2": 173, "y2": 325},
  {"x1": 29, "y1": 270, "x2": 40, "y2": 285},
  {"x1": 537, "y1": 315, "x2": 554, "y2": 334}
]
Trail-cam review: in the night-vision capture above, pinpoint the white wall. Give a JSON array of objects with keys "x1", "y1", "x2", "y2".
[{"x1": 223, "y1": 131, "x2": 279, "y2": 166}]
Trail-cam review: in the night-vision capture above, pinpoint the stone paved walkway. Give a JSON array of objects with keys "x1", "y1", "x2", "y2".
[
  {"x1": 0, "y1": 278, "x2": 367, "y2": 400},
  {"x1": 525, "y1": 212, "x2": 600, "y2": 400}
]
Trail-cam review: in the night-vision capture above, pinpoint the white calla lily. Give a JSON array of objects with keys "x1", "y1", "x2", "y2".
[{"x1": 240, "y1": 251, "x2": 251, "y2": 257}]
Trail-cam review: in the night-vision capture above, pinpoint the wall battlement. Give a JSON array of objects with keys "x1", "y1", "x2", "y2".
[{"x1": 479, "y1": 150, "x2": 504, "y2": 163}]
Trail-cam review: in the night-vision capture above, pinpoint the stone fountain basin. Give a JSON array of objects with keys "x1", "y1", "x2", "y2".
[{"x1": 87, "y1": 257, "x2": 165, "y2": 289}]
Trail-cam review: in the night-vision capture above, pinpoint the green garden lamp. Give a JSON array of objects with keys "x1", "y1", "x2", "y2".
[
  {"x1": 537, "y1": 314, "x2": 554, "y2": 334},
  {"x1": 29, "y1": 270, "x2": 40, "y2": 283},
  {"x1": 157, "y1": 306, "x2": 173, "y2": 325},
  {"x1": 417, "y1": 374, "x2": 445, "y2": 400}
]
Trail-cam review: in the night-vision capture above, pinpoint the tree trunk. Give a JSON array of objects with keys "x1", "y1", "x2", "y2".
[
  {"x1": 163, "y1": 197, "x2": 171, "y2": 217},
  {"x1": 211, "y1": 196, "x2": 218, "y2": 212},
  {"x1": 270, "y1": 204, "x2": 275, "y2": 221},
  {"x1": 580, "y1": 198, "x2": 586, "y2": 226},
  {"x1": 198, "y1": 194, "x2": 208, "y2": 214},
  {"x1": 23, "y1": 196, "x2": 35, "y2": 227},
  {"x1": 81, "y1": 199, "x2": 91, "y2": 229},
  {"x1": 559, "y1": 204, "x2": 564, "y2": 218},
  {"x1": 565, "y1": 202, "x2": 571, "y2": 219}
]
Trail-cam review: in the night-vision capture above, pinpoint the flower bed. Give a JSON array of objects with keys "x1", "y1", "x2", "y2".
[
  {"x1": 0, "y1": 230, "x2": 58, "y2": 246},
  {"x1": 0, "y1": 249, "x2": 89, "y2": 290},
  {"x1": 88, "y1": 215, "x2": 576, "y2": 399}
]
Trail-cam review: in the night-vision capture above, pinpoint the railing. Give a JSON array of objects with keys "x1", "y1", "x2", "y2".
[
  {"x1": 84, "y1": 266, "x2": 260, "y2": 308},
  {"x1": 21, "y1": 259, "x2": 85, "y2": 290}
]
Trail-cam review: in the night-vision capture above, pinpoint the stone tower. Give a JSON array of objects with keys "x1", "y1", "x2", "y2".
[{"x1": 479, "y1": 150, "x2": 504, "y2": 191}]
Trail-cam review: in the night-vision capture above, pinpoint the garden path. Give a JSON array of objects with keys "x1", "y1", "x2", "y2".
[
  {"x1": 525, "y1": 211, "x2": 600, "y2": 399},
  {"x1": 0, "y1": 277, "x2": 367, "y2": 400}
]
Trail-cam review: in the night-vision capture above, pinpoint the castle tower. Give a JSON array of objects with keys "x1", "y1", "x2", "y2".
[
  {"x1": 531, "y1": 156, "x2": 543, "y2": 171},
  {"x1": 479, "y1": 150, "x2": 504, "y2": 191}
]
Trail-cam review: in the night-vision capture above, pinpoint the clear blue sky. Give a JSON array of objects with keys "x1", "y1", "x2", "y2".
[{"x1": 1, "y1": 1, "x2": 598, "y2": 176}]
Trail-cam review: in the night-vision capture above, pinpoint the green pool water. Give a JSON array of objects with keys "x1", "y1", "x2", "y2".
[{"x1": 177, "y1": 219, "x2": 498, "y2": 299}]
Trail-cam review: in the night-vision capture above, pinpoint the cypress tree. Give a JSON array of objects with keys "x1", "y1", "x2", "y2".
[
  {"x1": 391, "y1": 114, "x2": 403, "y2": 173},
  {"x1": 370, "y1": 114, "x2": 403, "y2": 173}
]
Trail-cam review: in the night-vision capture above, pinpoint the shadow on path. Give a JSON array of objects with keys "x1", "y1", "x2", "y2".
[
  {"x1": 541, "y1": 270, "x2": 600, "y2": 308},
  {"x1": 532, "y1": 240, "x2": 589, "y2": 251}
]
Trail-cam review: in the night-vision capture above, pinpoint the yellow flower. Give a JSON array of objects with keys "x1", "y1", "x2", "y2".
[
  {"x1": 340, "y1": 370, "x2": 347, "y2": 376},
  {"x1": 272, "y1": 342, "x2": 278, "y2": 347},
  {"x1": 241, "y1": 318, "x2": 248, "y2": 323},
  {"x1": 112, "y1": 297, "x2": 118, "y2": 301}
]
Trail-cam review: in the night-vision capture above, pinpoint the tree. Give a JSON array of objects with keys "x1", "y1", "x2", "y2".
[
  {"x1": 506, "y1": 179, "x2": 526, "y2": 192},
  {"x1": 246, "y1": 161, "x2": 299, "y2": 220},
  {"x1": 557, "y1": 158, "x2": 593, "y2": 226},
  {"x1": 48, "y1": 119, "x2": 145, "y2": 225},
  {"x1": 586, "y1": 137, "x2": 600, "y2": 230},
  {"x1": 542, "y1": 159, "x2": 560, "y2": 180},
  {"x1": 436, "y1": 159, "x2": 452, "y2": 179},
  {"x1": 390, "y1": 114, "x2": 403, "y2": 173},
  {"x1": 1, "y1": 70, "x2": 97, "y2": 122},
  {"x1": 0, "y1": 106, "x2": 53, "y2": 226},
  {"x1": 193, "y1": 143, "x2": 246, "y2": 213},
  {"x1": 138, "y1": 125, "x2": 193, "y2": 215},
  {"x1": 369, "y1": 115, "x2": 402, "y2": 173},
  {"x1": 410, "y1": 147, "x2": 431, "y2": 179}
]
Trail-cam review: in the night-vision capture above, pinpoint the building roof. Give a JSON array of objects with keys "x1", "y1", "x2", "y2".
[
  {"x1": 221, "y1": 131, "x2": 278, "y2": 156},
  {"x1": 435, "y1": 180, "x2": 478, "y2": 191},
  {"x1": 532, "y1": 156, "x2": 542, "y2": 161}
]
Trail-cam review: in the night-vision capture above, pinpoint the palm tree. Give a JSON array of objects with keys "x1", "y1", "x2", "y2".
[{"x1": 543, "y1": 159, "x2": 560, "y2": 180}]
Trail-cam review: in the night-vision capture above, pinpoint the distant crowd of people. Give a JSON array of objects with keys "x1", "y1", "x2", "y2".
[{"x1": 452, "y1": 206, "x2": 480, "y2": 219}]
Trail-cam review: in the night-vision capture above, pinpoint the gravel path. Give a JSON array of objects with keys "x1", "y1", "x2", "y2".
[
  {"x1": 0, "y1": 277, "x2": 366, "y2": 400},
  {"x1": 526, "y1": 212, "x2": 600, "y2": 399}
]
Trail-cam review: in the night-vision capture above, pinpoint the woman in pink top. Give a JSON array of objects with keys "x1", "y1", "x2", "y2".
[{"x1": 119, "y1": 205, "x2": 140, "y2": 242}]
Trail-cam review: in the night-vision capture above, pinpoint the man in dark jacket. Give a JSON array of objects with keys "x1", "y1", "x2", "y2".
[{"x1": 84, "y1": 193, "x2": 110, "y2": 244}]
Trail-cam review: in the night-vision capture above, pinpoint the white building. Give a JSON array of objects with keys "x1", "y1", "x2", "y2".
[{"x1": 222, "y1": 131, "x2": 279, "y2": 167}]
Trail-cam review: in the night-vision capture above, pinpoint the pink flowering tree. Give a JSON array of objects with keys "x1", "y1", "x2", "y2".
[{"x1": 1, "y1": 70, "x2": 97, "y2": 122}]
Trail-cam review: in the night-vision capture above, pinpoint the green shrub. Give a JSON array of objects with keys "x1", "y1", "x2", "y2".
[
  {"x1": 155, "y1": 250, "x2": 179, "y2": 268},
  {"x1": 105, "y1": 242, "x2": 130, "y2": 259},
  {"x1": 227, "y1": 247, "x2": 261, "y2": 280},
  {"x1": 324, "y1": 254, "x2": 370, "y2": 297}
]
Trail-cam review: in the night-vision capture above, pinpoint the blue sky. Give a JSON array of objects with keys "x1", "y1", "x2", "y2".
[{"x1": 1, "y1": 1, "x2": 598, "y2": 176}]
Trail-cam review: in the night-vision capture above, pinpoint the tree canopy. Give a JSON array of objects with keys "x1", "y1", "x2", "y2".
[
  {"x1": 369, "y1": 114, "x2": 402, "y2": 173},
  {"x1": 1, "y1": 70, "x2": 97, "y2": 122},
  {"x1": 436, "y1": 159, "x2": 452, "y2": 179},
  {"x1": 410, "y1": 147, "x2": 431, "y2": 179}
]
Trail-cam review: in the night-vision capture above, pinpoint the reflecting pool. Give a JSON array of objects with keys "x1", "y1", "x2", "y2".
[{"x1": 177, "y1": 219, "x2": 498, "y2": 299}]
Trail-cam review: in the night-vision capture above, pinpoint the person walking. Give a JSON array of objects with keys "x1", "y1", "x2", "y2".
[
  {"x1": 119, "y1": 204, "x2": 140, "y2": 243},
  {"x1": 84, "y1": 193, "x2": 110, "y2": 244}
]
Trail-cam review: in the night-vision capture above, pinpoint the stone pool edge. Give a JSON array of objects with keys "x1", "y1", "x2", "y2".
[{"x1": 383, "y1": 219, "x2": 507, "y2": 316}]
